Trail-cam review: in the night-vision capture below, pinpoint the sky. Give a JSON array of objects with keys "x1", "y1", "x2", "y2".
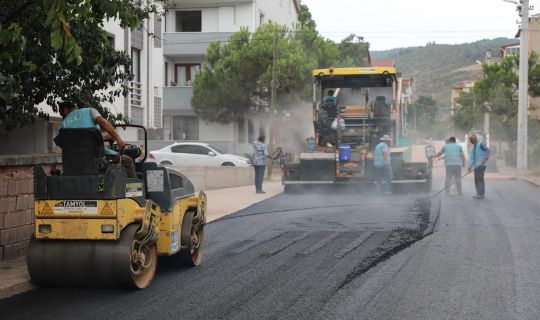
[{"x1": 302, "y1": 0, "x2": 539, "y2": 51}]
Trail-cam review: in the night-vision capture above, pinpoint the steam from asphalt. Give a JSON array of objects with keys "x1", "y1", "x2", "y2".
[{"x1": 278, "y1": 100, "x2": 315, "y2": 153}]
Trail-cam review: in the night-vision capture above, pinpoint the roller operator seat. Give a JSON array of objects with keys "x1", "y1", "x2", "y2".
[{"x1": 53, "y1": 128, "x2": 105, "y2": 176}]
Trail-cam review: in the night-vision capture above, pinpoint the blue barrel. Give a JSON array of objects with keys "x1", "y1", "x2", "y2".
[{"x1": 339, "y1": 144, "x2": 351, "y2": 161}]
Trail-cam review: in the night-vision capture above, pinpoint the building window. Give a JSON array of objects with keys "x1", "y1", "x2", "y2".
[
  {"x1": 131, "y1": 106, "x2": 144, "y2": 125},
  {"x1": 175, "y1": 11, "x2": 202, "y2": 32},
  {"x1": 154, "y1": 14, "x2": 162, "y2": 48},
  {"x1": 165, "y1": 62, "x2": 168, "y2": 85},
  {"x1": 131, "y1": 48, "x2": 141, "y2": 82},
  {"x1": 237, "y1": 119, "x2": 246, "y2": 143},
  {"x1": 130, "y1": 48, "x2": 142, "y2": 108},
  {"x1": 174, "y1": 63, "x2": 200, "y2": 86},
  {"x1": 173, "y1": 116, "x2": 199, "y2": 140},
  {"x1": 259, "y1": 12, "x2": 265, "y2": 26},
  {"x1": 259, "y1": 123, "x2": 266, "y2": 137},
  {"x1": 107, "y1": 33, "x2": 115, "y2": 49},
  {"x1": 154, "y1": 96, "x2": 162, "y2": 128},
  {"x1": 131, "y1": 27, "x2": 144, "y2": 50}
]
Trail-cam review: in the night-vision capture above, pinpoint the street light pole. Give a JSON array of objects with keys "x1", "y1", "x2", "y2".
[{"x1": 517, "y1": 0, "x2": 530, "y2": 169}]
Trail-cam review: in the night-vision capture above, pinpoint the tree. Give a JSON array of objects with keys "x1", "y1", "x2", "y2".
[
  {"x1": 407, "y1": 96, "x2": 445, "y2": 138},
  {"x1": 452, "y1": 52, "x2": 540, "y2": 142},
  {"x1": 337, "y1": 34, "x2": 370, "y2": 67},
  {"x1": 192, "y1": 23, "x2": 315, "y2": 124},
  {"x1": 0, "y1": 0, "x2": 162, "y2": 131}
]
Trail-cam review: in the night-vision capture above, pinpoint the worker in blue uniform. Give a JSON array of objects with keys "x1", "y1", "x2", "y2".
[
  {"x1": 435, "y1": 136, "x2": 466, "y2": 195},
  {"x1": 374, "y1": 134, "x2": 393, "y2": 193},
  {"x1": 468, "y1": 134, "x2": 491, "y2": 199},
  {"x1": 59, "y1": 101, "x2": 136, "y2": 178}
]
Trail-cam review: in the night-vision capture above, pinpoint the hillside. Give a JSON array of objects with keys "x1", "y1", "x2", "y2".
[{"x1": 371, "y1": 38, "x2": 517, "y2": 105}]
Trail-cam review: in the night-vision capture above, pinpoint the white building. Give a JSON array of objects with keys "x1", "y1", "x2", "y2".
[
  {"x1": 102, "y1": 17, "x2": 164, "y2": 131},
  {"x1": 161, "y1": 0, "x2": 299, "y2": 154},
  {"x1": 0, "y1": 15, "x2": 164, "y2": 156}
]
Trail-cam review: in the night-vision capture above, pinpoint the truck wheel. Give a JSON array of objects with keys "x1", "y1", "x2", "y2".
[{"x1": 177, "y1": 210, "x2": 204, "y2": 267}]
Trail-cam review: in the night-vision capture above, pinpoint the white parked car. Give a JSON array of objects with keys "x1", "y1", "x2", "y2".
[{"x1": 148, "y1": 142, "x2": 251, "y2": 167}]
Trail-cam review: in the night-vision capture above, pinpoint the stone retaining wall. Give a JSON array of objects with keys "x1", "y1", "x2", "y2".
[{"x1": 0, "y1": 155, "x2": 61, "y2": 261}]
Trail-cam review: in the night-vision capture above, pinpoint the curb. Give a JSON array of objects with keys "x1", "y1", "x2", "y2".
[
  {"x1": 516, "y1": 176, "x2": 540, "y2": 188},
  {"x1": 0, "y1": 280, "x2": 34, "y2": 300},
  {"x1": 209, "y1": 191, "x2": 283, "y2": 224}
]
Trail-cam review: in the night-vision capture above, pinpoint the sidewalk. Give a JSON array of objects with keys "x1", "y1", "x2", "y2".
[
  {"x1": 206, "y1": 181, "x2": 283, "y2": 222},
  {"x1": 0, "y1": 181, "x2": 283, "y2": 299},
  {"x1": 498, "y1": 166, "x2": 540, "y2": 187}
]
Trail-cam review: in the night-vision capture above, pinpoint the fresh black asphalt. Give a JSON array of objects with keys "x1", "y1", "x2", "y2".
[{"x1": 0, "y1": 187, "x2": 436, "y2": 320}]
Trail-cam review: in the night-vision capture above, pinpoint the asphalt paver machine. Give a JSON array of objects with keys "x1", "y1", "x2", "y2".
[
  {"x1": 282, "y1": 67, "x2": 432, "y2": 191},
  {"x1": 28, "y1": 125, "x2": 206, "y2": 289}
]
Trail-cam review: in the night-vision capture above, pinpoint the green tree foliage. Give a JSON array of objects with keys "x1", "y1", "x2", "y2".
[
  {"x1": 372, "y1": 38, "x2": 518, "y2": 105},
  {"x1": 294, "y1": 4, "x2": 339, "y2": 69},
  {"x1": 408, "y1": 96, "x2": 445, "y2": 138},
  {"x1": 452, "y1": 52, "x2": 540, "y2": 142},
  {"x1": 0, "y1": 0, "x2": 161, "y2": 131},
  {"x1": 337, "y1": 34, "x2": 370, "y2": 67},
  {"x1": 192, "y1": 24, "x2": 311, "y2": 123},
  {"x1": 192, "y1": 4, "x2": 370, "y2": 124},
  {"x1": 451, "y1": 91, "x2": 483, "y2": 133}
]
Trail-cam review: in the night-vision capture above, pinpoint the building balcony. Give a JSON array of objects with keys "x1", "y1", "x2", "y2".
[
  {"x1": 163, "y1": 32, "x2": 233, "y2": 56},
  {"x1": 163, "y1": 86, "x2": 196, "y2": 115},
  {"x1": 168, "y1": 0, "x2": 252, "y2": 5}
]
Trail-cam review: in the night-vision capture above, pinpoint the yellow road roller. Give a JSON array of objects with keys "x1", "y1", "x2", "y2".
[{"x1": 28, "y1": 125, "x2": 206, "y2": 289}]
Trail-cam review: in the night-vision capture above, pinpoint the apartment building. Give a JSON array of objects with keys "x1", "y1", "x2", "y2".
[
  {"x1": 450, "y1": 78, "x2": 481, "y2": 116},
  {"x1": 0, "y1": 15, "x2": 164, "y2": 157},
  {"x1": 102, "y1": 17, "x2": 164, "y2": 131},
  {"x1": 161, "y1": 0, "x2": 299, "y2": 154}
]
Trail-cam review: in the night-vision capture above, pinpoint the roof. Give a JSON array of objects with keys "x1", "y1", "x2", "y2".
[
  {"x1": 371, "y1": 59, "x2": 395, "y2": 68},
  {"x1": 312, "y1": 67, "x2": 397, "y2": 77},
  {"x1": 402, "y1": 78, "x2": 413, "y2": 86},
  {"x1": 453, "y1": 78, "x2": 480, "y2": 89},
  {"x1": 500, "y1": 43, "x2": 520, "y2": 49}
]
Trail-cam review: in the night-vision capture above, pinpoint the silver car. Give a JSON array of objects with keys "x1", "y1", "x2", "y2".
[{"x1": 148, "y1": 142, "x2": 251, "y2": 167}]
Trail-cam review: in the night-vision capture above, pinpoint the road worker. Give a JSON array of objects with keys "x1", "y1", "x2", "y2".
[
  {"x1": 468, "y1": 134, "x2": 491, "y2": 199},
  {"x1": 435, "y1": 136, "x2": 466, "y2": 195},
  {"x1": 374, "y1": 134, "x2": 393, "y2": 193}
]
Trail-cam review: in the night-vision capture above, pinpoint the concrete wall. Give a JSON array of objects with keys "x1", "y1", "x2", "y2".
[
  {"x1": 103, "y1": 19, "x2": 128, "y2": 115},
  {"x1": 0, "y1": 120, "x2": 61, "y2": 156},
  {"x1": 236, "y1": 3, "x2": 255, "y2": 29},
  {"x1": 171, "y1": 165, "x2": 258, "y2": 191},
  {"x1": 198, "y1": 121, "x2": 234, "y2": 142},
  {"x1": 255, "y1": 0, "x2": 297, "y2": 28}
]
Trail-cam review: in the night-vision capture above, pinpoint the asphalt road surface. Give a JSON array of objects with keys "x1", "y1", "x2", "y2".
[{"x1": 2, "y1": 173, "x2": 540, "y2": 320}]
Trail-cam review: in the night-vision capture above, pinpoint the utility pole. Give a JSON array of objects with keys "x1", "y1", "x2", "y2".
[
  {"x1": 413, "y1": 105, "x2": 417, "y2": 131},
  {"x1": 267, "y1": 34, "x2": 279, "y2": 179},
  {"x1": 517, "y1": 0, "x2": 530, "y2": 170}
]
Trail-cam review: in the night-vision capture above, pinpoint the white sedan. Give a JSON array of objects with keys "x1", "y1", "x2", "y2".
[{"x1": 148, "y1": 142, "x2": 251, "y2": 167}]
